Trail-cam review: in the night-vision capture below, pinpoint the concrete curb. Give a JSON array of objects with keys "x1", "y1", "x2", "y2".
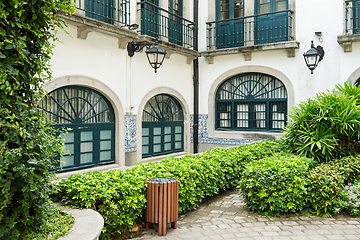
[{"x1": 58, "y1": 207, "x2": 104, "y2": 240}]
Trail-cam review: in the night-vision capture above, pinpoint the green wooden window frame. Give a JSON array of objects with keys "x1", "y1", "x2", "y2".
[
  {"x1": 215, "y1": 0, "x2": 244, "y2": 48},
  {"x1": 215, "y1": 73, "x2": 287, "y2": 131},
  {"x1": 255, "y1": 0, "x2": 289, "y2": 44},
  {"x1": 40, "y1": 86, "x2": 115, "y2": 172},
  {"x1": 142, "y1": 94, "x2": 184, "y2": 158}
]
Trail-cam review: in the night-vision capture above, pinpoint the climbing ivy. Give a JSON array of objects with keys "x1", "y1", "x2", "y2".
[{"x1": 0, "y1": 0, "x2": 74, "y2": 238}]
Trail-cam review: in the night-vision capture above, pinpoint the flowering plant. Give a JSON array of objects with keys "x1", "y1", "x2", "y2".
[{"x1": 335, "y1": 182, "x2": 360, "y2": 215}]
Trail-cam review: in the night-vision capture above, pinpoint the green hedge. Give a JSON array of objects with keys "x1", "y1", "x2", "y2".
[
  {"x1": 54, "y1": 140, "x2": 282, "y2": 239},
  {"x1": 239, "y1": 153, "x2": 311, "y2": 216},
  {"x1": 307, "y1": 163, "x2": 344, "y2": 215}
]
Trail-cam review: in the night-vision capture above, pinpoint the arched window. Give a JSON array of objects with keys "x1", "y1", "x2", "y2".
[
  {"x1": 40, "y1": 86, "x2": 115, "y2": 171},
  {"x1": 215, "y1": 73, "x2": 287, "y2": 131},
  {"x1": 142, "y1": 94, "x2": 184, "y2": 157}
]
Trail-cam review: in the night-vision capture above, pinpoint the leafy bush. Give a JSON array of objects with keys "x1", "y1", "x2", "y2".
[
  {"x1": 0, "y1": 0, "x2": 74, "y2": 238},
  {"x1": 281, "y1": 83, "x2": 360, "y2": 163},
  {"x1": 54, "y1": 170, "x2": 147, "y2": 239},
  {"x1": 307, "y1": 164, "x2": 344, "y2": 215},
  {"x1": 331, "y1": 154, "x2": 360, "y2": 184},
  {"x1": 239, "y1": 153, "x2": 311, "y2": 216},
  {"x1": 54, "y1": 140, "x2": 282, "y2": 239}
]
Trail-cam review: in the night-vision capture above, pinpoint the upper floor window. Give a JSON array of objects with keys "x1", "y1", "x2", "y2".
[
  {"x1": 207, "y1": 0, "x2": 292, "y2": 49},
  {"x1": 215, "y1": 73, "x2": 287, "y2": 131},
  {"x1": 139, "y1": 0, "x2": 195, "y2": 48},
  {"x1": 75, "y1": 0, "x2": 130, "y2": 25},
  {"x1": 345, "y1": 0, "x2": 360, "y2": 34}
]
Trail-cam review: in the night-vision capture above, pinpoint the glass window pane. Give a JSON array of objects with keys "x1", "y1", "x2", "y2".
[
  {"x1": 61, "y1": 156, "x2": 74, "y2": 167},
  {"x1": 175, "y1": 134, "x2": 182, "y2": 141},
  {"x1": 175, "y1": 126, "x2": 182, "y2": 133},
  {"x1": 221, "y1": 11, "x2": 230, "y2": 20},
  {"x1": 154, "y1": 145, "x2": 161, "y2": 152},
  {"x1": 81, "y1": 142, "x2": 93, "y2": 152},
  {"x1": 260, "y1": 4, "x2": 270, "y2": 14},
  {"x1": 80, "y1": 153, "x2": 93, "y2": 164},
  {"x1": 154, "y1": 136, "x2": 161, "y2": 144},
  {"x1": 164, "y1": 143, "x2": 171, "y2": 151},
  {"x1": 142, "y1": 146, "x2": 149, "y2": 154},
  {"x1": 63, "y1": 132, "x2": 74, "y2": 143},
  {"x1": 100, "y1": 151, "x2": 111, "y2": 161},
  {"x1": 100, "y1": 140, "x2": 111, "y2": 150},
  {"x1": 234, "y1": 9, "x2": 243, "y2": 18},
  {"x1": 175, "y1": 142, "x2": 182, "y2": 149},
  {"x1": 165, "y1": 127, "x2": 171, "y2": 134},
  {"x1": 165, "y1": 135, "x2": 171, "y2": 142},
  {"x1": 142, "y1": 128, "x2": 149, "y2": 136},
  {"x1": 260, "y1": 0, "x2": 270, "y2": 3},
  {"x1": 81, "y1": 131, "x2": 93, "y2": 141},
  {"x1": 154, "y1": 127, "x2": 161, "y2": 135},
  {"x1": 276, "y1": 1, "x2": 287, "y2": 11},
  {"x1": 64, "y1": 144, "x2": 74, "y2": 154},
  {"x1": 142, "y1": 136, "x2": 149, "y2": 145},
  {"x1": 100, "y1": 130, "x2": 111, "y2": 140}
]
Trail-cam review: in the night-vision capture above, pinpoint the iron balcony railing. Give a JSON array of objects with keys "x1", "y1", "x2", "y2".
[
  {"x1": 206, "y1": 10, "x2": 293, "y2": 50},
  {"x1": 75, "y1": 0, "x2": 130, "y2": 25},
  {"x1": 138, "y1": 1, "x2": 195, "y2": 49},
  {"x1": 345, "y1": 0, "x2": 360, "y2": 34}
]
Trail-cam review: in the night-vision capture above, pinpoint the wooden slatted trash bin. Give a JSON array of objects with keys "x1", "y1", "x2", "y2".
[{"x1": 145, "y1": 178, "x2": 179, "y2": 236}]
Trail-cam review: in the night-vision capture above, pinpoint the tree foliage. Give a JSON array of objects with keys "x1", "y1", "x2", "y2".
[
  {"x1": 281, "y1": 83, "x2": 360, "y2": 163},
  {"x1": 0, "y1": 0, "x2": 74, "y2": 238}
]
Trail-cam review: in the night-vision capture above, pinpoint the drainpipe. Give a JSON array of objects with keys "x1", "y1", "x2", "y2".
[{"x1": 193, "y1": 0, "x2": 199, "y2": 154}]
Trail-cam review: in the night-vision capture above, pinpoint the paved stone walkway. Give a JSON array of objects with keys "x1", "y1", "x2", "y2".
[{"x1": 135, "y1": 190, "x2": 360, "y2": 240}]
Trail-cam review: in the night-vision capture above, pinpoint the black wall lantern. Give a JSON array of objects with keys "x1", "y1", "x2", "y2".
[
  {"x1": 303, "y1": 40, "x2": 325, "y2": 74},
  {"x1": 127, "y1": 39, "x2": 167, "y2": 73}
]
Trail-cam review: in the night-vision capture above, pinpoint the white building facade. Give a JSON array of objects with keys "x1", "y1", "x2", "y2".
[{"x1": 46, "y1": 0, "x2": 360, "y2": 172}]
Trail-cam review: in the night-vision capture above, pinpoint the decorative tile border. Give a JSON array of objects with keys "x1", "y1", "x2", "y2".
[
  {"x1": 191, "y1": 114, "x2": 258, "y2": 145},
  {"x1": 125, "y1": 115, "x2": 137, "y2": 153}
]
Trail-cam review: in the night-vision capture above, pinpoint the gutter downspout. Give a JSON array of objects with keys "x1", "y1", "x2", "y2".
[{"x1": 193, "y1": 0, "x2": 199, "y2": 154}]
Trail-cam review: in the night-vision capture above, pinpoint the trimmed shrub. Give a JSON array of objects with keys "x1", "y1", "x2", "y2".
[
  {"x1": 281, "y1": 83, "x2": 360, "y2": 163},
  {"x1": 54, "y1": 140, "x2": 282, "y2": 239},
  {"x1": 55, "y1": 170, "x2": 147, "y2": 239},
  {"x1": 239, "y1": 153, "x2": 311, "y2": 216},
  {"x1": 307, "y1": 164, "x2": 344, "y2": 215},
  {"x1": 331, "y1": 154, "x2": 360, "y2": 184}
]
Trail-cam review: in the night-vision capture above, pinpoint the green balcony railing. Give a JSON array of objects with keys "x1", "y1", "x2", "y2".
[
  {"x1": 75, "y1": 0, "x2": 130, "y2": 25},
  {"x1": 345, "y1": 0, "x2": 360, "y2": 34},
  {"x1": 138, "y1": 1, "x2": 195, "y2": 49},
  {"x1": 206, "y1": 10, "x2": 293, "y2": 50}
]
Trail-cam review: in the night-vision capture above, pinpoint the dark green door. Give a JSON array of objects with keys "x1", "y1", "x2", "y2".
[
  {"x1": 141, "y1": 0, "x2": 159, "y2": 38},
  {"x1": 168, "y1": 0, "x2": 183, "y2": 46},
  {"x1": 255, "y1": 0, "x2": 288, "y2": 44},
  {"x1": 216, "y1": 0, "x2": 244, "y2": 49},
  {"x1": 40, "y1": 86, "x2": 115, "y2": 172},
  {"x1": 142, "y1": 94, "x2": 184, "y2": 158},
  {"x1": 85, "y1": 0, "x2": 114, "y2": 24},
  {"x1": 354, "y1": 1, "x2": 360, "y2": 34}
]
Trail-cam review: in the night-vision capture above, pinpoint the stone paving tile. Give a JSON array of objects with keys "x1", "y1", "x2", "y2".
[{"x1": 133, "y1": 190, "x2": 360, "y2": 240}]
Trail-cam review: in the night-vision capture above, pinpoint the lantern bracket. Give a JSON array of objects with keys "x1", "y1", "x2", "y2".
[{"x1": 127, "y1": 41, "x2": 153, "y2": 57}]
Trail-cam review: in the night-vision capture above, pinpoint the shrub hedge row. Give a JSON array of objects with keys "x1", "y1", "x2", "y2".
[
  {"x1": 54, "y1": 140, "x2": 282, "y2": 239},
  {"x1": 55, "y1": 140, "x2": 360, "y2": 239}
]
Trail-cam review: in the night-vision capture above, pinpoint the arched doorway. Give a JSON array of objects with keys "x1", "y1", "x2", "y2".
[
  {"x1": 142, "y1": 94, "x2": 184, "y2": 157},
  {"x1": 40, "y1": 86, "x2": 115, "y2": 171}
]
